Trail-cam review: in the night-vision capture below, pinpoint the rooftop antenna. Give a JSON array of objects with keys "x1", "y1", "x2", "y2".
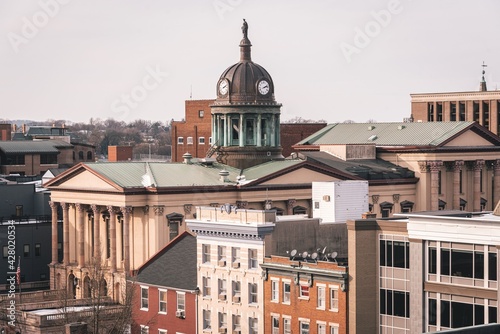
[
  {"x1": 480, "y1": 61, "x2": 488, "y2": 92},
  {"x1": 190, "y1": 84, "x2": 192, "y2": 99}
]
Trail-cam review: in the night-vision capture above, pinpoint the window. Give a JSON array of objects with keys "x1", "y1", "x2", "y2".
[
  {"x1": 23, "y1": 244, "x2": 30, "y2": 257},
  {"x1": 140, "y1": 286, "x2": 149, "y2": 310},
  {"x1": 158, "y1": 330, "x2": 167, "y2": 334},
  {"x1": 283, "y1": 318, "x2": 291, "y2": 334},
  {"x1": 87, "y1": 151, "x2": 93, "y2": 160},
  {"x1": 489, "y1": 252, "x2": 497, "y2": 281},
  {"x1": 440, "y1": 248, "x2": 487, "y2": 279},
  {"x1": 219, "y1": 312, "x2": 227, "y2": 330},
  {"x1": 177, "y1": 137, "x2": 184, "y2": 144},
  {"x1": 2, "y1": 246, "x2": 7, "y2": 258},
  {"x1": 248, "y1": 249, "x2": 258, "y2": 269},
  {"x1": 293, "y1": 206, "x2": 307, "y2": 215},
  {"x1": 209, "y1": 137, "x2": 213, "y2": 145},
  {"x1": 440, "y1": 300, "x2": 487, "y2": 328},
  {"x1": 429, "y1": 246, "x2": 437, "y2": 274},
  {"x1": 249, "y1": 283, "x2": 258, "y2": 304},
  {"x1": 232, "y1": 247, "x2": 240, "y2": 268},
  {"x1": 199, "y1": 137, "x2": 205, "y2": 144},
  {"x1": 428, "y1": 103, "x2": 434, "y2": 121},
  {"x1": 218, "y1": 246, "x2": 226, "y2": 266},
  {"x1": 317, "y1": 323, "x2": 326, "y2": 334},
  {"x1": 459, "y1": 102, "x2": 466, "y2": 121},
  {"x1": 379, "y1": 201, "x2": 393, "y2": 218},
  {"x1": 400, "y1": 200, "x2": 414, "y2": 213},
  {"x1": 218, "y1": 279, "x2": 227, "y2": 300},
  {"x1": 283, "y1": 281, "x2": 291, "y2": 303},
  {"x1": 35, "y1": 243, "x2": 41, "y2": 256},
  {"x1": 176, "y1": 292, "x2": 185, "y2": 311},
  {"x1": 187, "y1": 137, "x2": 193, "y2": 145},
  {"x1": 203, "y1": 309, "x2": 211, "y2": 330},
  {"x1": 169, "y1": 221, "x2": 179, "y2": 241},
  {"x1": 232, "y1": 280, "x2": 241, "y2": 302},
  {"x1": 249, "y1": 317, "x2": 258, "y2": 334},
  {"x1": 300, "y1": 321, "x2": 310, "y2": 334},
  {"x1": 6, "y1": 154, "x2": 25, "y2": 165},
  {"x1": 330, "y1": 287, "x2": 339, "y2": 311},
  {"x1": 380, "y1": 289, "x2": 409, "y2": 318},
  {"x1": 271, "y1": 316, "x2": 279, "y2": 334},
  {"x1": 450, "y1": 102, "x2": 457, "y2": 121},
  {"x1": 232, "y1": 314, "x2": 241, "y2": 331},
  {"x1": 203, "y1": 276, "x2": 211, "y2": 298},
  {"x1": 199, "y1": 110, "x2": 204, "y2": 118},
  {"x1": 140, "y1": 325, "x2": 149, "y2": 334},
  {"x1": 439, "y1": 199, "x2": 447, "y2": 210},
  {"x1": 380, "y1": 239, "x2": 410, "y2": 269},
  {"x1": 15, "y1": 205, "x2": 23, "y2": 217},
  {"x1": 271, "y1": 280, "x2": 279, "y2": 302},
  {"x1": 159, "y1": 289, "x2": 167, "y2": 314},
  {"x1": 329, "y1": 324, "x2": 339, "y2": 334},
  {"x1": 202, "y1": 244, "x2": 211, "y2": 264},
  {"x1": 317, "y1": 286, "x2": 326, "y2": 309},
  {"x1": 40, "y1": 154, "x2": 57, "y2": 164},
  {"x1": 299, "y1": 284, "x2": 309, "y2": 298}
]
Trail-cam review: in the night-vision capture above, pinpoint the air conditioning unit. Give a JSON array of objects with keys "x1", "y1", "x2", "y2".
[
  {"x1": 218, "y1": 260, "x2": 226, "y2": 267},
  {"x1": 219, "y1": 328, "x2": 227, "y2": 334},
  {"x1": 218, "y1": 294, "x2": 226, "y2": 301},
  {"x1": 232, "y1": 296, "x2": 240, "y2": 303},
  {"x1": 175, "y1": 310, "x2": 185, "y2": 318},
  {"x1": 232, "y1": 331, "x2": 241, "y2": 334},
  {"x1": 232, "y1": 261, "x2": 240, "y2": 269}
]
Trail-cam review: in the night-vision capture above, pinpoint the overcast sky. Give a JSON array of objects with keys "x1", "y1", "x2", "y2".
[{"x1": 1, "y1": 0, "x2": 499, "y2": 125}]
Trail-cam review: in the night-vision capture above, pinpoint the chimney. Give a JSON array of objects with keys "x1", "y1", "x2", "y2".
[
  {"x1": 22, "y1": 123, "x2": 26, "y2": 134},
  {"x1": 183, "y1": 152, "x2": 193, "y2": 164},
  {"x1": 219, "y1": 169, "x2": 229, "y2": 182}
]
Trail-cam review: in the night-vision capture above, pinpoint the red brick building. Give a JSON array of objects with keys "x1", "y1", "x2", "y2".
[
  {"x1": 108, "y1": 145, "x2": 133, "y2": 162},
  {"x1": 0, "y1": 124, "x2": 11, "y2": 141},
  {"x1": 131, "y1": 231, "x2": 197, "y2": 334},
  {"x1": 171, "y1": 99, "x2": 213, "y2": 162},
  {"x1": 261, "y1": 255, "x2": 348, "y2": 334},
  {"x1": 280, "y1": 123, "x2": 327, "y2": 157}
]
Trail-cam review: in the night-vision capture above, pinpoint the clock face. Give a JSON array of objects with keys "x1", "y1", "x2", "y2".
[
  {"x1": 258, "y1": 80, "x2": 270, "y2": 95},
  {"x1": 219, "y1": 80, "x2": 229, "y2": 95}
]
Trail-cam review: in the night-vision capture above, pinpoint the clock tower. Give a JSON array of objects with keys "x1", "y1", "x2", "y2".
[{"x1": 210, "y1": 19, "x2": 283, "y2": 169}]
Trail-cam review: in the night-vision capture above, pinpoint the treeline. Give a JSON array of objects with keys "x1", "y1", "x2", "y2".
[{"x1": 18, "y1": 118, "x2": 172, "y2": 157}]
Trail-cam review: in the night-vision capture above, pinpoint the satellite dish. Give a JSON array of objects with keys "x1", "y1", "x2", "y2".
[
  {"x1": 331, "y1": 251, "x2": 338, "y2": 259},
  {"x1": 302, "y1": 251, "x2": 309, "y2": 259},
  {"x1": 290, "y1": 249, "x2": 297, "y2": 257},
  {"x1": 311, "y1": 252, "x2": 318, "y2": 261}
]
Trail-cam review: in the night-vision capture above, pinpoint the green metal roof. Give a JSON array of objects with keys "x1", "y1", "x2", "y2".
[
  {"x1": 85, "y1": 161, "x2": 242, "y2": 188},
  {"x1": 296, "y1": 122, "x2": 476, "y2": 146},
  {"x1": 242, "y1": 159, "x2": 303, "y2": 181},
  {"x1": 0, "y1": 140, "x2": 72, "y2": 154}
]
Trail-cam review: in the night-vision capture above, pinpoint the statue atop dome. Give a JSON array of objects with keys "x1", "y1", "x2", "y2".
[{"x1": 242, "y1": 19, "x2": 248, "y2": 39}]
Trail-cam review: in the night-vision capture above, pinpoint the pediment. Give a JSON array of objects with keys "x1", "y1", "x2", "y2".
[
  {"x1": 443, "y1": 130, "x2": 495, "y2": 147},
  {"x1": 48, "y1": 169, "x2": 121, "y2": 192},
  {"x1": 256, "y1": 166, "x2": 344, "y2": 186}
]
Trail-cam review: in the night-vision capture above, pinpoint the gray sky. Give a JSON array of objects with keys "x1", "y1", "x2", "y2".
[{"x1": 1, "y1": 0, "x2": 499, "y2": 124}]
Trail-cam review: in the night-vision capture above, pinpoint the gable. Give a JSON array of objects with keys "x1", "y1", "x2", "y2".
[
  {"x1": 443, "y1": 131, "x2": 495, "y2": 147},
  {"x1": 258, "y1": 167, "x2": 344, "y2": 185},
  {"x1": 51, "y1": 170, "x2": 120, "y2": 191}
]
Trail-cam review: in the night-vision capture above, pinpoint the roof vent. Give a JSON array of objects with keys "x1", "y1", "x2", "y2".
[
  {"x1": 397, "y1": 125, "x2": 405, "y2": 130},
  {"x1": 368, "y1": 135, "x2": 378, "y2": 141},
  {"x1": 219, "y1": 169, "x2": 230, "y2": 182},
  {"x1": 182, "y1": 152, "x2": 193, "y2": 164},
  {"x1": 368, "y1": 125, "x2": 375, "y2": 131}
]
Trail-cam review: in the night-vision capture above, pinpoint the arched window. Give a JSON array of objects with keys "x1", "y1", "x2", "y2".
[
  {"x1": 270, "y1": 207, "x2": 284, "y2": 216},
  {"x1": 292, "y1": 206, "x2": 307, "y2": 215},
  {"x1": 87, "y1": 151, "x2": 93, "y2": 161},
  {"x1": 78, "y1": 151, "x2": 84, "y2": 160}
]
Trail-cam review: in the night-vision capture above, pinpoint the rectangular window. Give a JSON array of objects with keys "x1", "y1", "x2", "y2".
[
  {"x1": 330, "y1": 325, "x2": 339, "y2": 334},
  {"x1": 451, "y1": 249, "x2": 473, "y2": 278},
  {"x1": 203, "y1": 309, "x2": 211, "y2": 330},
  {"x1": 272, "y1": 316, "x2": 280, "y2": 334},
  {"x1": 489, "y1": 306, "x2": 497, "y2": 323},
  {"x1": 249, "y1": 283, "x2": 258, "y2": 304},
  {"x1": 141, "y1": 286, "x2": 149, "y2": 310},
  {"x1": 23, "y1": 244, "x2": 30, "y2": 257},
  {"x1": 199, "y1": 137, "x2": 205, "y2": 144},
  {"x1": 450, "y1": 102, "x2": 457, "y2": 121},
  {"x1": 429, "y1": 298, "x2": 437, "y2": 326},
  {"x1": 2, "y1": 246, "x2": 7, "y2": 258},
  {"x1": 271, "y1": 280, "x2": 279, "y2": 302},
  {"x1": 441, "y1": 249, "x2": 450, "y2": 276},
  {"x1": 187, "y1": 136, "x2": 193, "y2": 145},
  {"x1": 218, "y1": 279, "x2": 227, "y2": 300},
  {"x1": 219, "y1": 312, "x2": 227, "y2": 330},
  {"x1": 283, "y1": 282, "x2": 291, "y2": 303},
  {"x1": 300, "y1": 321, "x2": 310, "y2": 334},
  {"x1": 209, "y1": 137, "x2": 213, "y2": 145},
  {"x1": 176, "y1": 292, "x2": 185, "y2": 311},
  {"x1": 202, "y1": 244, "x2": 211, "y2": 264},
  {"x1": 429, "y1": 247, "x2": 437, "y2": 274},
  {"x1": 177, "y1": 137, "x2": 184, "y2": 144},
  {"x1": 169, "y1": 221, "x2": 179, "y2": 241},
  {"x1": 489, "y1": 252, "x2": 497, "y2": 281},
  {"x1": 249, "y1": 317, "x2": 258, "y2": 334},
  {"x1": 299, "y1": 284, "x2": 310, "y2": 298},
  {"x1": 232, "y1": 247, "x2": 240, "y2": 268},
  {"x1": 35, "y1": 243, "x2": 41, "y2": 257},
  {"x1": 475, "y1": 251, "x2": 485, "y2": 279},
  {"x1": 232, "y1": 280, "x2": 241, "y2": 302},
  {"x1": 284, "y1": 318, "x2": 291, "y2": 334},
  {"x1": 140, "y1": 325, "x2": 149, "y2": 334},
  {"x1": 248, "y1": 249, "x2": 258, "y2": 269},
  {"x1": 203, "y1": 276, "x2": 211, "y2": 297},
  {"x1": 199, "y1": 110, "x2": 204, "y2": 118},
  {"x1": 317, "y1": 323, "x2": 326, "y2": 334},
  {"x1": 218, "y1": 245, "x2": 226, "y2": 266},
  {"x1": 459, "y1": 102, "x2": 466, "y2": 121},
  {"x1": 159, "y1": 289, "x2": 167, "y2": 314},
  {"x1": 158, "y1": 330, "x2": 167, "y2": 334},
  {"x1": 380, "y1": 289, "x2": 410, "y2": 318},
  {"x1": 330, "y1": 287, "x2": 338, "y2": 311},
  {"x1": 233, "y1": 314, "x2": 241, "y2": 331},
  {"x1": 317, "y1": 286, "x2": 326, "y2": 309}
]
